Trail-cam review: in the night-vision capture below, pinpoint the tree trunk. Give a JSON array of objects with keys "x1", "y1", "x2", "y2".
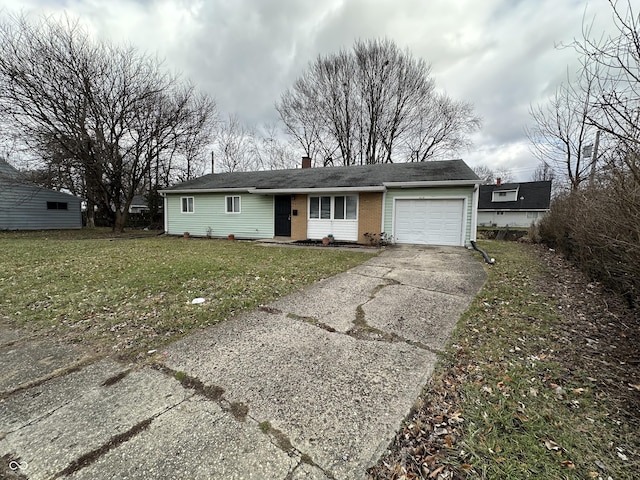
[
  {"x1": 113, "y1": 209, "x2": 127, "y2": 234},
  {"x1": 85, "y1": 198, "x2": 95, "y2": 228}
]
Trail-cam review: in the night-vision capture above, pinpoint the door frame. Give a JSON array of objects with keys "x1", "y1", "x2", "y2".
[
  {"x1": 274, "y1": 195, "x2": 292, "y2": 237},
  {"x1": 392, "y1": 196, "x2": 467, "y2": 246}
]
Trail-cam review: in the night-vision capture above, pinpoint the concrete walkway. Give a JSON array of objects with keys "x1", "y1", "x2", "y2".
[{"x1": 0, "y1": 246, "x2": 486, "y2": 480}]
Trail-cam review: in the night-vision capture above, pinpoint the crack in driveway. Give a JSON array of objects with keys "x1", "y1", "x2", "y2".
[{"x1": 50, "y1": 396, "x2": 194, "y2": 479}]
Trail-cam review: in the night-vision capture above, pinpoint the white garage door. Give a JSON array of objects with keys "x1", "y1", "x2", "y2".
[{"x1": 394, "y1": 199, "x2": 465, "y2": 246}]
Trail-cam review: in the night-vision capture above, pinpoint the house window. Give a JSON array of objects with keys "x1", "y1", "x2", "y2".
[
  {"x1": 492, "y1": 189, "x2": 518, "y2": 202},
  {"x1": 309, "y1": 196, "x2": 331, "y2": 219},
  {"x1": 181, "y1": 197, "x2": 194, "y2": 213},
  {"x1": 496, "y1": 211, "x2": 504, "y2": 215},
  {"x1": 309, "y1": 195, "x2": 357, "y2": 219},
  {"x1": 226, "y1": 196, "x2": 241, "y2": 214},
  {"x1": 47, "y1": 201, "x2": 68, "y2": 210},
  {"x1": 333, "y1": 196, "x2": 357, "y2": 219}
]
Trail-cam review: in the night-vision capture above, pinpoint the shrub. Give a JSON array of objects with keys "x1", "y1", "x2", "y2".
[{"x1": 539, "y1": 178, "x2": 640, "y2": 308}]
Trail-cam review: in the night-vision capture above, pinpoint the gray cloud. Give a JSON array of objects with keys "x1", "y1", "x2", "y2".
[{"x1": 0, "y1": 0, "x2": 620, "y2": 179}]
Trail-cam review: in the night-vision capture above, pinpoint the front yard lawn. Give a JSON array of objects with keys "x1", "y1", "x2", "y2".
[{"x1": 0, "y1": 230, "x2": 375, "y2": 355}]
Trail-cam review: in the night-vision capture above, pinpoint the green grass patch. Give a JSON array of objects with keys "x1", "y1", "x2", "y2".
[
  {"x1": 0, "y1": 231, "x2": 374, "y2": 354},
  {"x1": 443, "y1": 241, "x2": 635, "y2": 479}
]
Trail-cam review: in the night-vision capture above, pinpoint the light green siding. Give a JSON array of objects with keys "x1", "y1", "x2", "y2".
[
  {"x1": 165, "y1": 193, "x2": 274, "y2": 238},
  {"x1": 383, "y1": 187, "x2": 475, "y2": 246}
]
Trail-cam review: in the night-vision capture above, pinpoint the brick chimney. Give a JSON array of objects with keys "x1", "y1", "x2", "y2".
[
  {"x1": 496, "y1": 177, "x2": 502, "y2": 186},
  {"x1": 301, "y1": 156, "x2": 312, "y2": 169}
]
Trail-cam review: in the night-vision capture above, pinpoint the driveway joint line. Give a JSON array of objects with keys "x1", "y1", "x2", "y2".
[
  {"x1": 3, "y1": 398, "x2": 75, "y2": 436},
  {"x1": 0, "y1": 355, "x2": 104, "y2": 401},
  {"x1": 50, "y1": 397, "x2": 191, "y2": 479}
]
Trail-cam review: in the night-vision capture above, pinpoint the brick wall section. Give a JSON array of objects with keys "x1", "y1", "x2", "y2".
[
  {"x1": 358, "y1": 192, "x2": 383, "y2": 244},
  {"x1": 290, "y1": 194, "x2": 307, "y2": 240}
]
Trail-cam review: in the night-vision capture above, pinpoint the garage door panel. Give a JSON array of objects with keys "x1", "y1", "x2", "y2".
[{"x1": 394, "y1": 199, "x2": 464, "y2": 246}]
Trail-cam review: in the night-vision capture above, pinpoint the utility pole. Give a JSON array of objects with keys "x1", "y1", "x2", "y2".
[{"x1": 589, "y1": 130, "x2": 601, "y2": 187}]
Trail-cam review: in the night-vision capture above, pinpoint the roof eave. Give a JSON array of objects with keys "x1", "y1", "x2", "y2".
[
  {"x1": 248, "y1": 186, "x2": 386, "y2": 194},
  {"x1": 159, "y1": 187, "x2": 251, "y2": 195},
  {"x1": 383, "y1": 179, "x2": 479, "y2": 188}
]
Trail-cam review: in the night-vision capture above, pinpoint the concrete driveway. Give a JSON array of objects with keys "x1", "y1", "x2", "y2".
[{"x1": 0, "y1": 246, "x2": 486, "y2": 480}]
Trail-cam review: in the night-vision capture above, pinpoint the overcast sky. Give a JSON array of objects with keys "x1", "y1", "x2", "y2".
[{"x1": 0, "y1": 0, "x2": 621, "y2": 180}]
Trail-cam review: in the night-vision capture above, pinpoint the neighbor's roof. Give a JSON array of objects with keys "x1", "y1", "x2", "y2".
[
  {"x1": 161, "y1": 159, "x2": 479, "y2": 193},
  {"x1": 478, "y1": 181, "x2": 552, "y2": 210},
  {"x1": 0, "y1": 158, "x2": 21, "y2": 180}
]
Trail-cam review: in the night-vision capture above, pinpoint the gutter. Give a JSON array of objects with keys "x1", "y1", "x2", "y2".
[
  {"x1": 248, "y1": 186, "x2": 385, "y2": 194},
  {"x1": 159, "y1": 187, "x2": 252, "y2": 194},
  {"x1": 159, "y1": 186, "x2": 387, "y2": 195},
  {"x1": 383, "y1": 179, "x2": 479, "y2": 188}
]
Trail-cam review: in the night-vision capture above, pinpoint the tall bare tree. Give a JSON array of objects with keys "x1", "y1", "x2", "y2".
[
  {"x1": 277, "y1": 38, "x2": 480, "y2": 165},
  {"x1": 526, "y1": 66, "x2": 600, "y2": 191},
  {"x1": 576, "y1": 0, "x2": 640, "y2": 184},
  {"x1": 0, "y1": 14, "x2": 216, "y2": 232}
]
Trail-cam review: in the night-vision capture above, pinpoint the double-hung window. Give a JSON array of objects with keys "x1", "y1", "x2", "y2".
[
  {"x1": 226, "y1": 195, "x2": 241, "y2": 214},
  {"x1": 181, "y1": 197, "x2": 194, "y2": 213}
]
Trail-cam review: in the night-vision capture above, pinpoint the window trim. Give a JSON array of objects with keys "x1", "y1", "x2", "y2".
[
  {"x1": 308, "y1": 195, "x2": 358, "y2": 220},
  {"x1": 491, "y1": 189, "x2": 518, "y2": 203},
  {"x1": 225, "y1": 195, "x2": 241, "y2": 214},
  {"x1": 181, "y1": 196, "x2": 194, "y2": 214}
]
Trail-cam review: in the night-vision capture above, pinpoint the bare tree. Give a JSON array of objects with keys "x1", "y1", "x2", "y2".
[
  {"x1": 526, "y1": 66, "x2": 600, "y2": 190},
  {"x1": 277, "y1": 38, "x2": 480, "y2": 166},
  {"x1": 0, "y1": 14, "x2": 216, "y2": 232},
  {"x1": 214, "y1": 114, "x2": 257, "y2": 173},
  {"x1": 251, "y1": 123, "x2": 299, "y2": 170},
  {"x1": 575, "y1": 0, "x2": 640, "y2": 184},
  {"x1": 404, "y1": 94, "x2": 481, "y2": 161},
  {"x1": 531, "y1": 161, "x2": 555, "y2": 182},
  {"x1": 472, "y1": 164, "x2": 514, "y2": 184}
]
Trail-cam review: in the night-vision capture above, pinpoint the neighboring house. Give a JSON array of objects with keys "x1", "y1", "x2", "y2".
[
  {"x1": 160, "y1": 158, "x2": 481, "y2": 247},
  {"x1": 128, "y1": 195, "x2": 149, "y2": 214},
  {"x1": 0, "y1": 159, "x2": 82, "y2": 230},
  {"x1": 477, "y1": 179, "x2": 552, "y2": 228}
]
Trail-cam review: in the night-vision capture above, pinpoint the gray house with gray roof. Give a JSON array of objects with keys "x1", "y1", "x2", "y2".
[
  {"x1": 160, "y1": 158, "x2": 481, "y2": 246},
  {"x1": 0, "y1": 159, "x2": 82, "y2": 230}
]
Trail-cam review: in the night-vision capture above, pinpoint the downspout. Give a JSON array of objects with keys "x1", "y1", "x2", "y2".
[
  {"x1": 161, "y1": 192, "x2": 168, "y2": 234},
  {"x1": 471, "y1": 240, "x2": 495, "y2": 265},
  {"x1": 471, "y1": 183, "x2": 479, "y2": 243}
]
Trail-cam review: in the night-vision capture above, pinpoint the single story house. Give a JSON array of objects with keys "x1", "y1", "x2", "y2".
[
  {"x1": 477, "y1": 179, "x2": 552, "y2": 228},
  {"x1": 128, "y1": 194, "x2": 149, "y2": 214},
  {"x1": 0, "y1": 159, "x2": 82, "y2": 230},
  {"x1": 160, "y1": 158, "x2": 481, "y2": 247}
]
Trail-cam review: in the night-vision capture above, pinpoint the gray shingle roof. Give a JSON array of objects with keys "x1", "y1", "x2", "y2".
[
  {"x1": 162, "y1": 159, "x2": 478, "y2": 192},
  {"x1": 0, "y1": 158, "x2": 21, "y2": 180},
  {"x1": 478, "y1": 181, "x2": 552, "y2": 210}
]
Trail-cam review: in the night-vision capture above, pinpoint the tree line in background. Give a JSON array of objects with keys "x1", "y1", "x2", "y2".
[
  {"x1": 0, "y1": 14, "x2": 482, "y2": 232},
  {"x1": 528, "y1": 0, "x2": 639, "y2": 308}
]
